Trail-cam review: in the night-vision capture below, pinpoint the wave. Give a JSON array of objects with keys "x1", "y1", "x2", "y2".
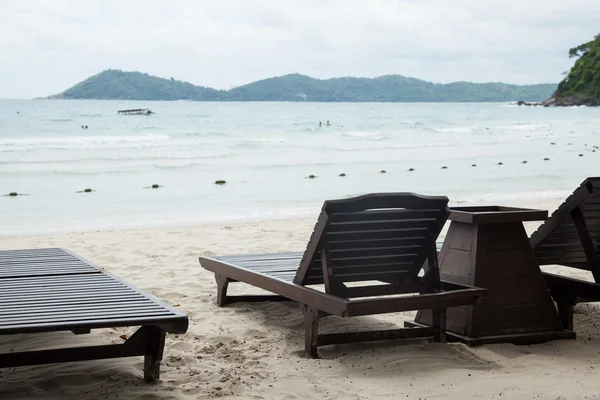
[
  {"x1": 0, "y1": 134, "x2": 170, "y2": 147},
  {"x1": 341, "y1": 131, "x2": 388, "y2": 140},
  {"x1": 431, "y1": 126, "x2": 478, "y2": 134},
  {"x1": 0, "y1": 153, "x2": 238, "y2": 165},
  {"x1": 455, "y1": 189, "x2": 572, "y2": 205},
  {"x1": 48, "y1": 118, "x2": 73, "y2": 122}
]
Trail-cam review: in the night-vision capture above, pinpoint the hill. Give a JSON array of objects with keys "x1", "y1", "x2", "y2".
[
  {"x1": 48, "y1": 69, "x2": 556, "y2": 102},
  {"x1": 543, "y1": 34, "x2": 600, "y2": 106}
]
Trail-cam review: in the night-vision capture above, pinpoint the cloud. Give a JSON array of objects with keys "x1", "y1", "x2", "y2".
[{"x1": 0, "y1": 0, "x2": 598, "y2": 98}]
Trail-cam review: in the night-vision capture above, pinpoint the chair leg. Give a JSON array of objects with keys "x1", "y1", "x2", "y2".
[
  {"x1": 432, "y1": 308, "x2": 447, "y2": 342},
  {"x1": 144, "y1": 326, "x2": 166, "y2": 383},
  {"x1": 556, "y1": 297, "x2": 575, "y2": 331},
  {"x1": 302, "y1": 305, "x2": 323, "y2": 358},
  {"x1": 215, "y1": 274, "x2": 230, "y2": 307}
]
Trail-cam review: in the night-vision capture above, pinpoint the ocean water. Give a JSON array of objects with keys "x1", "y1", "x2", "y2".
[{"x1": 1, "y1": 99, "x2": 599, "y2": 234}]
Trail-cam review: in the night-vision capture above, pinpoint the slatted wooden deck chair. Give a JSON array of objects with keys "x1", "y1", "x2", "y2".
[
  {"x1": 0, "y1": 248, "x2": 189, "y2": 382},
  {"x1": 530, "y1": 177, "x2": 600, "y2": 330},
  {"x1": 200, "y1": 193, "x2": 486, "y2": 357}
]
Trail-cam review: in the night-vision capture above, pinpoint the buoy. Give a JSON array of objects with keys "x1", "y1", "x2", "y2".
[
  {"x1": 308, "y1": 175, "x2": 316, "y2": 179},
  {"x1": 9, "y1": 192, "x2": 18, "y2": 196},
  {"x1": 408, "y1": 168, "x2": 415, "y2": 171},
  {"x1": 84, "y1": 188, "x2": 92, "y2": 193},
  {"x1": 522, "y1": 161, "x2": 527, "y2": 164},
  {"x1": 568, "y1": 143, "x2": 573, "y2": 145},
  {"x1": 152, "y1": 184, "x2": 160, "y2": 189},
  {"x1": 497, "y1": 162, "x2": 503, "y2": 165},
  {"x1": 579, "y1": 154, "x2": 583, "y2": 157},
  {"x1": 471, "y1": 164, "x2": 477, "y2": 167},
  {"x1": 339, "y1": 173, "x2": 346, "y2": 177},
  {"x1": 441, "y1": 166, "x2": 448, "y2": 169},
  {"x1": 380, "y1": 170, "x2": 386, "y2": 174},
  {"x1": 550, "y1": 142, "x2": 556, "y2": 145},
  {"x1": 215, "y1": 180, "x2": 226, "y2": 185},
  {"x1": 544, "y1": 157, "x2": 550, "y2": 161}
]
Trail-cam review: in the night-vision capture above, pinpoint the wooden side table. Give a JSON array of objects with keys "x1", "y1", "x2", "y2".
[{"x1": 412, "y1": 206, "x2": 575, "y2": 345}]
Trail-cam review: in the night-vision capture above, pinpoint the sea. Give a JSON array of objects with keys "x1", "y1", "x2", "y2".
[{"x1": 1, "y1": 99, "x2": 599, "y2": 234}]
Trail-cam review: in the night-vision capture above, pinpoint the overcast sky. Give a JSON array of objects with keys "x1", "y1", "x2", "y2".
[{"x1": 1, "y1": 0, "x2": 598, "y2": 98}]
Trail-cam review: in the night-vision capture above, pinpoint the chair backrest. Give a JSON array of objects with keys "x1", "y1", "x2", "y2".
[
  {"x1": 293, "y1": 193, "x2": 450, "y2": 298},
  {"x1": 530, "y1": 177, "x2": 600, "y2": 281}
]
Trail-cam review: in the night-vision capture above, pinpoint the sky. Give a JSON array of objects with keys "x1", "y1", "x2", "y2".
[{"x1": 0, "y1": 0, "x2": 599, "y2": 98}]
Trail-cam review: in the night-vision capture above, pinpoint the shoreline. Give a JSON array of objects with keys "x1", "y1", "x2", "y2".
[{"x1": 0, "y1": 193, "x2": 567, "y2": 237}]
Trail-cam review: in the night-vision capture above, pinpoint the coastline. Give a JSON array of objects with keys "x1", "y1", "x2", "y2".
[{"x1": 3, "y1": 196, "x2": 599, "y2": 399}]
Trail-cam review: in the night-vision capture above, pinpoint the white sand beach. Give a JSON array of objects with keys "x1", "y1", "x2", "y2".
[{"x1": 1, "y1": 198, "x2": 600, "y2": 400}]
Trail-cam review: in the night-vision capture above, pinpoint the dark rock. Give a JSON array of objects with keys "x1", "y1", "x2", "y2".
[
  {"x1": 542, "y1": 94, "x2": 599, "y2": 107},
  {"x1": 517, "y1": 100, "x2": 542, "y2": 106}
]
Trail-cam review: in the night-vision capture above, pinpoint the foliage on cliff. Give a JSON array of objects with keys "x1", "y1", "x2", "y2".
[{"x1": 555, "y1": 34, "x2": 600, "y2": 102}]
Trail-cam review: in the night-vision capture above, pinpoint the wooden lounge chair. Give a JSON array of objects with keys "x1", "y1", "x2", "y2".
[
  {"x1": 530, "y1": 177, "x2": 600, "y2": 330},
  {"x1": 0, "y1": 248, "x2": 188, "y2": 382},
  {"x1": 200, "y1": 193, "x2": 486, "y2": 357}
]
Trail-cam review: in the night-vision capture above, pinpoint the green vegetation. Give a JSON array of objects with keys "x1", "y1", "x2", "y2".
[
  {"x1": 553, "y1": 34, "x2": 600, "y2": 104},
  {"x1": 52, "y1": 70, "x2": 220, "y2": 101},
  {"x1": 48, "y1": 69, "x2": 556, "y2": 102}
]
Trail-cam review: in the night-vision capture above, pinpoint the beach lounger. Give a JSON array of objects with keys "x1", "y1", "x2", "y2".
[
  {"x1": 199, "y1": 193, "x2": 486, "y2": 357},
  {"x1": 0, "y1": 248, "x2": 188, "y2": 382},
  {"x1": 530, "y1": 177, "x2": 600, "y2": 330}
]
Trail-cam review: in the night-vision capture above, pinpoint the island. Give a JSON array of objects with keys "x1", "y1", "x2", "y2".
[
  {"x1": 46, "y1": 70, "x2": 556, "y2": 103},
  {"x1": 543, "y1": 34, "x2": 600, "y2": 106}
]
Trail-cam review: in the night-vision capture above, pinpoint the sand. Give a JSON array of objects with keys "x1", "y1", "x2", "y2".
[{"x1": 2, "y1": 198, "x2": 600, "y2": 399}]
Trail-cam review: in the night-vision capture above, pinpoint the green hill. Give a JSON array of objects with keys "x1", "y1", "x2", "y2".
[
  {"x1": 543, "y1": 34, "x2": 600, "y2": 106},
  {"x1": 48, "y1": 69, "x2": 556, "y2": 102}
]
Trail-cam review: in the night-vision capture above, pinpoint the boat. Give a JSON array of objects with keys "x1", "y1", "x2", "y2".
[{"x1": 117, "y1": 109, "x2": 154, "y2": 115}]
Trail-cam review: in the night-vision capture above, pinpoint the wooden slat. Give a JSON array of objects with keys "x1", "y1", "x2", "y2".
[
  {"x1": 330, "y1": 254, "x2": 418, "y2": 268},
  {"x1": 329, "y1": 209, "x2": 440, "y2": 223},
  {"x1": 533, "y1": 249, "x2": 585, "y2": 259},
  {"x1": 322, "y1": 193, "x2": 448, "y2": 213},
  {"x1": 530, "y1": 179, "x2": 593, "y2": 249},
  {"x1": 327, "y1": 228, "x2": 430, "y2": 242},
  {"x1": 329, "y1": 245, "x2": 423, "y2": 259},
  {"x1": 327, "y1": 219, "x2": 436, "y2": 233},
  {"x1": 294, "y1": 211, "x2": 329, "y2": 284},
  {"x1": 334, "y1": 270, "x2": 412, "y2": 281},
  {"x1": 536, "y1": 255, "x2": 588, "y2": 264},
  {"x1": 330, "y1": 262, "x2": 412, "y2": 277},
  {"x1": 0, "y1": 248, "x2": 98, "y2": 278},
  {"x1": 218, "y1": 252, "x2": 303, "y2": 262},
  {"x1": 0, "y1": 249, "x2": 188, "y2": 335},
  {"x1": 328, "y1": 237, "x2": 427, "y2": 250}
]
